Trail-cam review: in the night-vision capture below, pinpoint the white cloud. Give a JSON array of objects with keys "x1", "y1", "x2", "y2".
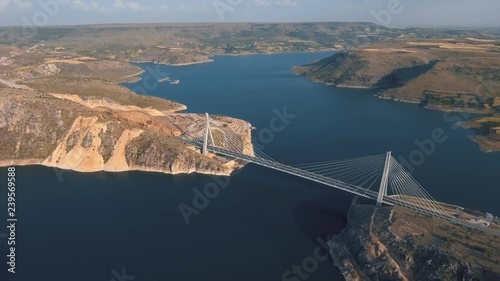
[
  {"x1": 89, "y1": 1, "x2": 108, "y2": 12},
  {"x1": 13, "y1": 0, "x2": 31, "y2": 9},
  {"x1": 113, "y1": 0, "x2": 149, "y2": 11},
  {"x1": 71, "y1": 0, "x2": 90, "y2": 11},
  {"x1": 0, "y1": 0, "x2": 32, "y2": 13},
  {"x1": 253, "y1": 0, "x2": 298, "y2": 8},
  {"x1": 70, "y1": 0, "x2": 109, "y2": 12},
  {"x1": 253, "y1": 0, "x2": 271, "y2": 7},
  {"x1": 128, "y1": 2, "x2": 145, "y2": 11},
  {"x1": 276, "y1": 0, "x2": 298, "y2": 7},
  {"x1": 112, "y1": 0, "x2": 124, "y2": 8},
  {"x1": 178, "y1": 4, "x2": 210, "y2": 13},
  {"x1": 0, "y1": 0, "x2": 10, "y2": 12}
]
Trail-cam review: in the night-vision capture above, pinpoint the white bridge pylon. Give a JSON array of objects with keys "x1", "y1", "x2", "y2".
[
  {"x1": 179, "y1": 117, "x2": 456, "y2": 223},
  {"x1": 377, "y1": 151, "x2": 391, "y2": 206},
  {"x1": 202, "y1": 113, "x2": 215, "y2": 155}
]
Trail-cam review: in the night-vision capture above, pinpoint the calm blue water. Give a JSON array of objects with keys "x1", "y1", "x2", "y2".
[{"x1": 1, "y1": 52, "x2": 499, "y2": 281}]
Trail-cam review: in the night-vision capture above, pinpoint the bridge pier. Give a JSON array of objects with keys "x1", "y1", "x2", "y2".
[{"x1": 376, "y1": 151, "x2": 392, "y2": 206}]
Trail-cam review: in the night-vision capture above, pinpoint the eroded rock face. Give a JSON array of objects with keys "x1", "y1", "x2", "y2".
[
  {"x1": 329, "y1": 200, "x2": 500, "y2": 281},
  {"x1": 0, "y1": 88, "x2": 253, "y2": 177}
]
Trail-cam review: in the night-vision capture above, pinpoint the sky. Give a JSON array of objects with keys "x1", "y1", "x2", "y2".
[{"x1": 0, "y1": 0, "x2": 499, "y2": 27}]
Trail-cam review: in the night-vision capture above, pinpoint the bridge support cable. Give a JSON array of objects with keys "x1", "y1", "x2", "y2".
[
  {"x1": 295, "y1": 155, "x2": 386, "y2": 190},
  {"x1": 326, "y1": 162, "x2": 383, "y2": 187},
  {"x1": 301, "y1": 157, "x2": 385, "y2": 175},
  {"x1": 223, "y1": 127, "x2": 277, "y2": 162},
  {"x1": 218, "y1": 126, "x2": 276, "y2": 162},
  {"x1": 389, "y1": 161, "x2": 440, "y2": 217},
  {"x1": 388, "y1": 161, "x2": 439, "y2": 218},
  {"x1": 388, "y1": 162, "x2": 437, "y2": 219},
  {"x1": 388, "y1": 157, "x2": 451, "y2": 220},
  {"x1": 291, "y1": 154, "x2": 386, "y2": 170},
  {"x1": 182, "y1": 113, "x2": 275, "y2": 162},
  {"x1": 391, "y1": 160, "x2": 449, "y2": 218},
  {"x1": 361, "y1": 171, "x2": 383, "y2": 197},
  {"x1": 208, "y1": 128, "x2": 215, "y2": 149},
  {"x1": 292, "y1": 156, "x2": 385, "y2": 179}
]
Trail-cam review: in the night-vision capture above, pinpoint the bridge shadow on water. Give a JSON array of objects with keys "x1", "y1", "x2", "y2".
[{"x1": 292, "y1": 192, "x2": 354, "y2": 256}]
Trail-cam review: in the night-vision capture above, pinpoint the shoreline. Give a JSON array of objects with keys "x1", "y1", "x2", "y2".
[
  {"x1": 0, "y1": 161, "x2": 234, "y2": 177},
  {"x1": 130, "y1": 48, "x2": 338, "y2": 68},
  {"x1": 216, "y1": 48, "x2": 339, "y2": 57},
  {"x1": 296, "y1": 75, "x2": 500, "y2": 153},
  {"x1": 130, "y1": 59, "x2": 215, "y2": 67},
  {"x1": 118, "y1": 69, "x2": 145, "y2": 83},
  {"x1": 167, "y1": 59, "x2": 214, "y2": 66},
  {"x1": 127, "y1": 49, "x2": 339, "y2": 86},
  {"x1": 336, "y1": 84, "x2": 371, "y2": 89}
]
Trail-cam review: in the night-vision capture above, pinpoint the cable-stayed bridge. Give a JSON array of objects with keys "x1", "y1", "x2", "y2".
[{"x1": 178, "y1": 113, "x2": 496, "y2": 232}]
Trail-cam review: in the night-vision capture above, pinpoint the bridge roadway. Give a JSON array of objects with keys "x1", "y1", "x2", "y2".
[{"x1": 179, "y1": 139, "x2": 462, "y2": 222}]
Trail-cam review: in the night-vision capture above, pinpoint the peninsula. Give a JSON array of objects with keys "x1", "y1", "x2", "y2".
[
  {"x1": 0, "y1": 45, "x2": 253, "y2": 175},
  {"x1": 294, "y1": 39, "x2": 500, "y2": 152}
]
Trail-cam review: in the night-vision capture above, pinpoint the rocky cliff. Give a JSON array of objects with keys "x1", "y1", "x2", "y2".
[
  {"x1": 329, "y1": 199, "x2": 500, "y2": 281},
  {"x1": 0, "y1": 46, "x2": 254, "y2": 176},
  {"x1": 0, "y1": 79, "x2": 253, "y2": 176}
]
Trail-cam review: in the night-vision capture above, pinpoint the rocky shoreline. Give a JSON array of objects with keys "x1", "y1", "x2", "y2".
[{"x1": 328, "y1": 198, "x2": 500, "y2": 281}]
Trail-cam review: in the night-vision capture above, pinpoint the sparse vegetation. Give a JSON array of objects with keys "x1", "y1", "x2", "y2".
[
  {"x1": 331, "y1": 202, "x2": 500, "y2": 280},
  {"x1": 294, "y1": 39, "x2": 500, "y2": 151}
]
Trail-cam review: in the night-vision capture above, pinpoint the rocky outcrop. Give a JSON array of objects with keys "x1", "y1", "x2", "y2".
[
  {"x1": 328, "y1": 199, "x2": 500, "y2": 281},
  {"x1": 0, "y1": 85, "x2": 252, "y2": 176}
]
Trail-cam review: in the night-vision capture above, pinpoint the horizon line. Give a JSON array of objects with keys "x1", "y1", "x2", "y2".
[{"x1": 0, "y1": 21, "x2": 499, "y2": 30}]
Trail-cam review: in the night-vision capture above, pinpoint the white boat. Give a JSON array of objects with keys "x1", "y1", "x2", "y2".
[{"x1": 170, "y1": 80, "x2": 180, "y2": 85}]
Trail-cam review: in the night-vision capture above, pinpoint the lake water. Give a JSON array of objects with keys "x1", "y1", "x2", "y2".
[{"x1": 1, "y1": 52, "x2": 499, "y2": 281}]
